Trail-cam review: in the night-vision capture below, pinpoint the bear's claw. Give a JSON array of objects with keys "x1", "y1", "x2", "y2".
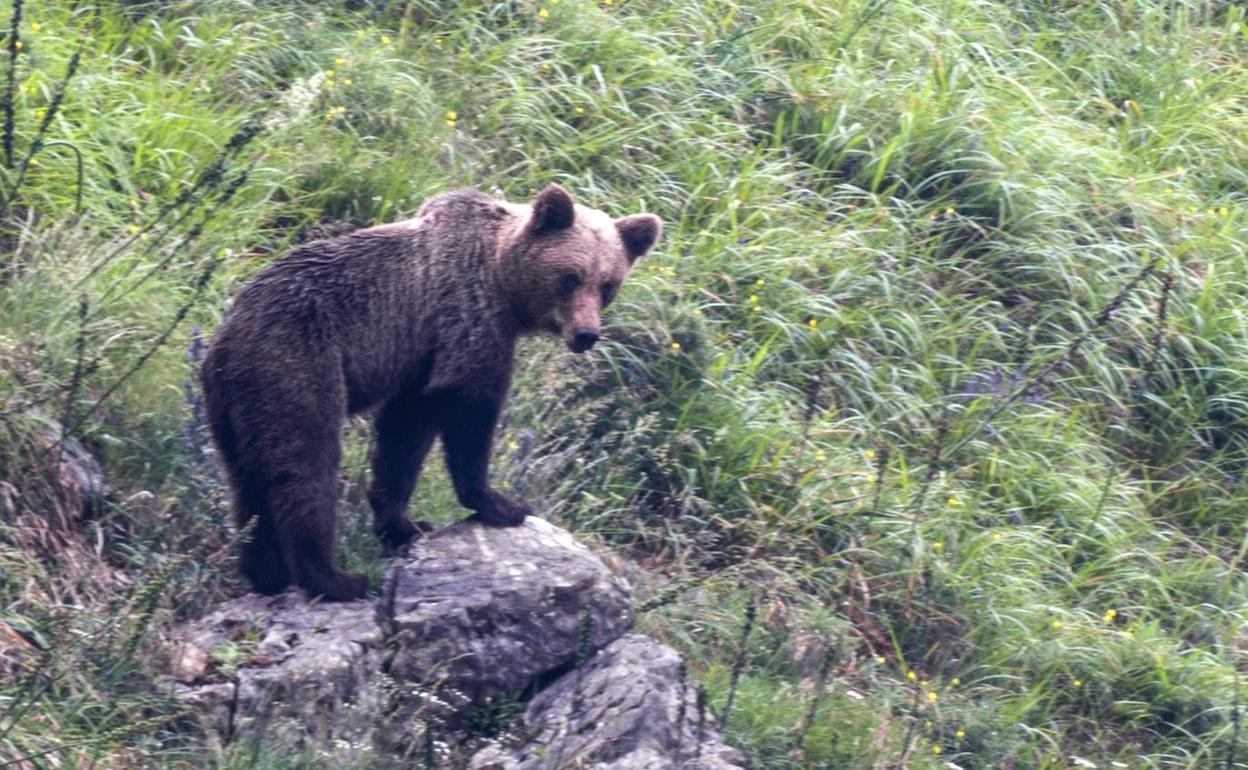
[
  {"x1": 303, "y1": 570, "x2": 369, "y2": 602},
  {"x1": 375, "y1": 516, "x2": 433, "y2": 554},
  {"x1": 471, "y1": 490, "x2": 530, "y2": 527}
]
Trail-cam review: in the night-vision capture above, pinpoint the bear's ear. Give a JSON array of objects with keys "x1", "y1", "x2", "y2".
[
  {"x1": 615, "y1": 214, "x2": 662, "y2": 262},
  {"x1": 529, "y1": 184, "x2": 576, "y2": 234}
]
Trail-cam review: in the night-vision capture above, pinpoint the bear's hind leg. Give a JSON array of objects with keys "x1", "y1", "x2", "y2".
[
  {"x1": 239, "y1": 507, "x2": 291, "y2": 595},
  {"x1": 264, "y1": 402, "x2": 368, "y2": 602},
  {"x1": 203, "y1": 380, "x2": 291, "y2": 594},
  {"x1": 268, "y1": 471, "x2": 368, "y2": 601},
  {"x1": 368, "y1": 395, "x2": 437, "y2": 553},
  {"x1": 222, "y1": 456, "x2": 293, "y2": 595}
]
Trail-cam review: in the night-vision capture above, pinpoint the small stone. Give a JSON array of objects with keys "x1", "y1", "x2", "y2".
[{"x1": 170, "y1": 642, "x2": 210, "y2": 684}]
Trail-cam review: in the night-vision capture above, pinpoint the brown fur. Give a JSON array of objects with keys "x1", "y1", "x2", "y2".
[{"x1": 200, "y1": 186, "x2": 661, "y2": 600}]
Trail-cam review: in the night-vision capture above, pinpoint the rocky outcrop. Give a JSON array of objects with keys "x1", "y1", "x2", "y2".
[{"x1": 172, "y1": 516, "x2": 744, "y2": 768}]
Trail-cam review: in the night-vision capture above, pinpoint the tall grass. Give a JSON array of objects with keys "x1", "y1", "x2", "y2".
[{"x1": 1, "y1": 0, "x2": 1248, "y2": 768}]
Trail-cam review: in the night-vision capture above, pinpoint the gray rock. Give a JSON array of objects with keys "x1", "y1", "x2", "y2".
[
  {"x1": 28, "y1": 409, "x2": 109, "y2": 518},
  {"x1": 171, "y1": 589, "x2": 383, "y2": 754},
  {"x1": 172, "y1": 518, "x2": 738, "y2": 769},
  {"x1": 385, "y1": 516, "x2": 633, "y2": 703},
  {"x1": 470, "y1": 634, "x2": 746, "y2": 770}
]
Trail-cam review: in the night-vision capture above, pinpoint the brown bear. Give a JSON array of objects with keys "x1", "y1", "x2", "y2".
[{"x1": 200, "y1": 185, "x2": 661, "y2": 600}]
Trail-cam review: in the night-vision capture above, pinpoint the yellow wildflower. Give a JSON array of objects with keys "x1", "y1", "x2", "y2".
[
  {"x1": 538, "y1": 8, "x2": 550, "y2": 19},
  {"x1": 807, "y1": 318, "x2": 818, "y2": 329},
  {"x1": 865, "y1": 449, "x2": 876, "y2": 459},
  {"x1": 1072, "y1": 678, "x2": 1083, "y2": 688},
  {"x1": 1219, "y1": 206, "x2": 1230, "y2": 217},
  {"x1": 325, "y1": 69, "x2": 335, "y2": 78},
  {"x1": 14, "y1": 41, "x2": 22, "y2": 51},
  {"x1": 752, "y1": 305, "x2": 762, "y2": 313},
  {"x1": 334, "y1": 56, "x2": 346, "y2": 65},
  {"x1": 1051, "y1": 620, "x2": 1062, "y2": 631},
  {"x1": 34, "y1": 107, "x2": 45, "y2": 120},
  {"x1": 748, "y1": 294, "x2": 759, "y2": 304},
  {"x1": 947, "y1": 496, "x2": 962, "y2": 507},
  {"x1": 26, "y1": 157, "x2": 37, "y2": 166},
  {"x1": 932, "y1": 746, "x2": 942, "y2": 756},
  {"x1": 380, "y1": 34, "x2": 392, "y2": 45},
  {"x1": 575, "y1": 106, "x2": 585, "y2": 114},
  {"x1": 950, "y1": 678, "x2": 960, "y2": 686},
  {"x1": 126, "y1": 224, "x2": 140, "y2": 235},
  {"x1": 906, "y1": 671, "x2": 917, "y2": 681},
  {"x1": 755, "y1": 278, "x2": 765, "y2": 287},
  {"x1": 955, "y1": 729, "x2": 965, "y2": 739},
  {"x1": 446, "y1": 110, "x2": 458, "y2": 121},
  {"x1": 434, "y1": 38, "x2": 444, "y2": 47},
  {"x1": 874, "y1": 656, "x2": 885, "y2": 664},
  {"x1": 932, "y1": 541, "x2": 943, "y2": 553},
  {"x1": 343, "y1": 78, "x2": 353, "y2": 85},
  {"x1": 1102, "y1": 608, "x2": 1117, "y2": 624},
  {"x1": 670, "y1": 341, "x2": 681, "y2": 351},
  {"x1": 927, "y1": 691, "x2": 938, "y2": 702},
  {"x1": 604, "y1": 0, "x2": 614, "y2": 5},
  {"x1": 944, "y1": 206, "x2": 954, "y2": 215},
  {"x1": 1175, "y1": 165, "x2": 1186, "y2": 175},
  {"x1": 30, "y1": 21, "x2": 41, "y2": 32}
]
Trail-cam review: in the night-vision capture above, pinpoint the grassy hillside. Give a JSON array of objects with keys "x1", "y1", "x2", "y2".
[{"x1": 3, "y1": 0, "x2": 1248, "y2": 767}]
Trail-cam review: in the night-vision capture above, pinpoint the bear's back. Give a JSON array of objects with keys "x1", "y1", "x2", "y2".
[{"x1": 208, "y1": 190, "x2": 519, "y2": 414}]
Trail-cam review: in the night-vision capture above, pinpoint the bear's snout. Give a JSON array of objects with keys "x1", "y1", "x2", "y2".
[{"x1": 568, "y1": 328, "x2": 600, "y2": 353}]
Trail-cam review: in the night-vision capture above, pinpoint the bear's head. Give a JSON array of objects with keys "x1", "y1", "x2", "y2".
[{"x1": 498, "y1": 185, "x2": 661, "y2": 353}]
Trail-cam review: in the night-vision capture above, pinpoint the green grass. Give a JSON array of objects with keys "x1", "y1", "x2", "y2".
[{"x1": 3, "y1": 0, "x2": 1248, "y2": 767}]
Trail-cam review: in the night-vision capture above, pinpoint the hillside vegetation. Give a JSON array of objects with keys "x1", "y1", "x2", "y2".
[{"x1": 3, "y1": 1, "x2": 1248, "y2": 768}]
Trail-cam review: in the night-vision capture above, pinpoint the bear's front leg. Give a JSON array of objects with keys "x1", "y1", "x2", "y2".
[
  {"x1": 368, "y1": 395, "x2": 439, "y2": 553},
  {"x1": 439, "y1": 393, "x2": 530, "y2": 527}
]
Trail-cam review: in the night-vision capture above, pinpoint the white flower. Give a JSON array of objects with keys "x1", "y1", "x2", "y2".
[{"x1": 264, "y1": 72, "x2": 328, "y2": 132}]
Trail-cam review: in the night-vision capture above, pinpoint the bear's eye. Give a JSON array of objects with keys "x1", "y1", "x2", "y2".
[
  {"x1": 601, "y1": 282, "x2": 617, "y2": 305},
  {"x1": 559, "y1": 273, "x2": 581, "y2": 297}
]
